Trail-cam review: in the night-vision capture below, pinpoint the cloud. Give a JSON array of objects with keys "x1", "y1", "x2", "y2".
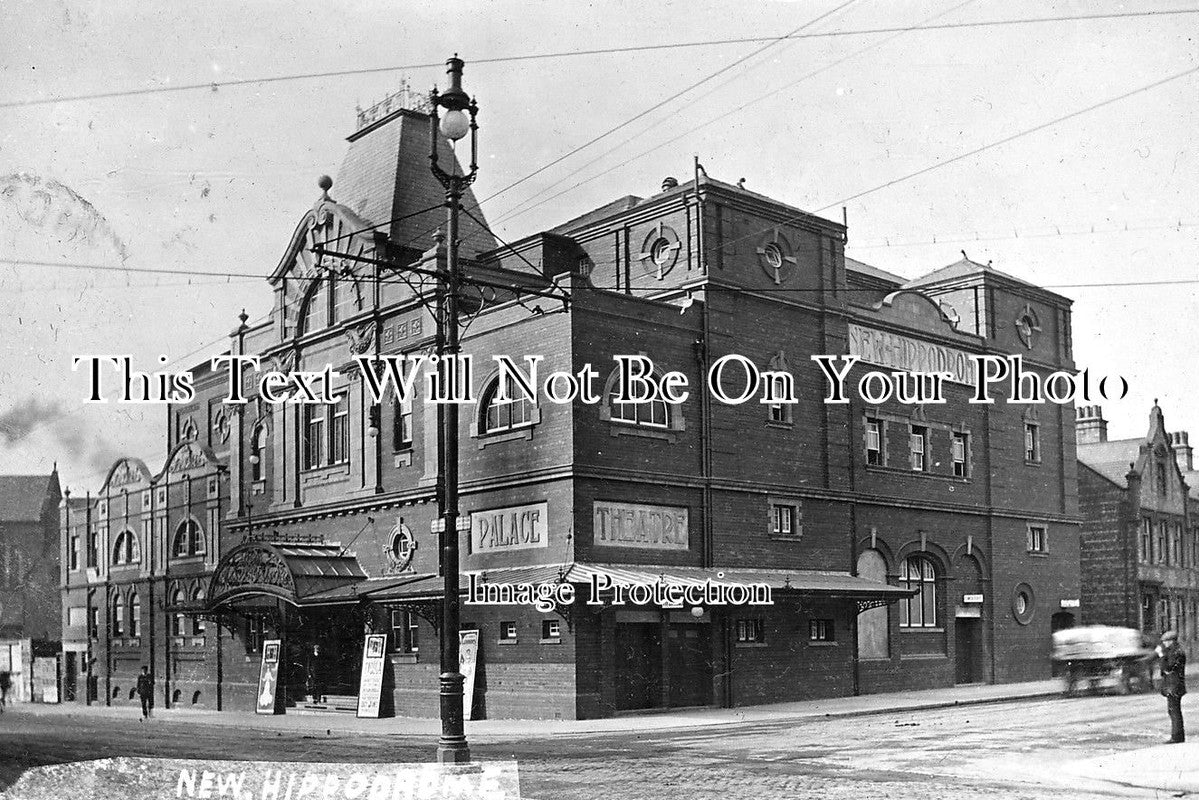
[{"x1": 0, "y1": 396, "x2": 125, "y2": 475}]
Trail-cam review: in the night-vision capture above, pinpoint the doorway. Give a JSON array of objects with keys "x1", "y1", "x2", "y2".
[
  {"x1": 954, "y1": 617, "x2": 982, "y2": 684},
  {"x1": 614, "y1": 622, "x2": 662, "y2": 711},
  {"x1": 667, "y1": 623, "x2": 712, "y2": 707},
  {"x1": 64, "y1": 652, "x2": 78, "y2": 702}
]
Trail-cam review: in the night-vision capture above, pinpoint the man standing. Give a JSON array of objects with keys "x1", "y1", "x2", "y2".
[
  {"x1": 1156, "y1": 630, "x2": 1186, "y2": 743},
  {"x1": 0, "y1": 670, "x2": 10, "y2": 712},
  {"x1": 136, "y1": 666, "x2": 154, "y2": 721}
]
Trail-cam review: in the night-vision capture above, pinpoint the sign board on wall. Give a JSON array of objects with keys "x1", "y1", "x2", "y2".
[
  {"x1": 593, "y1": 501, "x2": 689, "y2": 550},
  {"x1": 963, "y1": 594, "x2": 984, "y2": 604},
  {"x1": 848, "y1": 323, "x2": 977, "y2": 386},
  {"x1": 1060, "y1": 598, "x2": 1080, "y2": 608},
  {"x1": 356, "y1": 635, "x2": 388, "y2": 718},
  {"x1": 470, "y1": 502, "x2": 548, "y2": 554},
  {"x1": 32, "y1": 657, "x2": 59, "y2": 703},
  {"x1": 255, "y1": 639, "x2": 282, "y2": 715},
  {"x1": 460, "y1": 630, "x2": 480, "y2": 722}
]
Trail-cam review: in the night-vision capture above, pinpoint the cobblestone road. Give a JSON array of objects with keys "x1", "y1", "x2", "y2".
[{"x1": 0, "y1": 692, "x2": 1181, "y2": 798}]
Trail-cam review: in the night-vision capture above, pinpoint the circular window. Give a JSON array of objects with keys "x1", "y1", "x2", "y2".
[
  {"x1": 387, "y1": 523, "x2": 416, "y2": 571},
  {"x1": 650, "y1": 238, "x2": 673, "y2": 265},
  {"x1": 763, "y1": 243, "x2": 783, "y2": 271},
  {"x1": 1011, "y1": 582, "x2": 1036, "y2": 625}
]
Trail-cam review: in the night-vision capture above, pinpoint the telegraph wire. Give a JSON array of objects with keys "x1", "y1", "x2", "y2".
[
  {"x1": 3, "y1": 8, "x2": 1195, "y2": 109},
  {"x1": 484, "y1": 0, "x2": 980, "y2": 232}
]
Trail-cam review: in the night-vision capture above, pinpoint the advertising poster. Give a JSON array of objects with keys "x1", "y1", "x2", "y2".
[
  {"x1": 459, "y1": 630, "x2": 480, "y2": 722},
  {"x1": 356, "y1": 634, "x2": 387, "y2": 719},
  {"x1": 255, "y1": 639, "x2": 281, "y2": 715}
]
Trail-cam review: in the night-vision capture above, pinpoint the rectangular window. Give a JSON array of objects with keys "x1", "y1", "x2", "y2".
[
  {"x1": 910, "y1": 426, "x2": 927, "y2": 472},
  {"x1": 329, "y1": 398, "x2": 349, "y2": 465},
  {"x1": 1025, "y1": 423, "x2": 1040, "y2": 462},
  {"x1": 768, "y1": 403, "x2": 788, "y2": 424},
  {"x1": 1027, "y1": 525, "x2": 1047, "y2": 553},
  {"x1": 808, "y1": 619, "x2": 835, "y2": 642},
  {"x1": 393, "y1": 396, "x2": 413, "y2": 451},
  {"x1": 303, "y1": 405, "x2": 326, "y2": 469},
  {"x1": 111, "y1": 602, "x2": 124, "y2": 637},
  {"x1": 87, "y1": 605, "x2": 99, "y2": 639},
  {"x1": 865, "y1": 418, "x2": 882, "y2": 466},
  {"x1": 500, "y1": 621, "x2": 517, "y2": 641},
  {"x1": 1156, "y1": 522, "x2": 1167, "y2": 565},
  {"x1": 952, "y1": 432, "x2": 969, "y2": 477},
  {"x1": 1141, "y1": 518, "x2": 1153, "y2": 563},
  {"x1": 67, "y1": 606, "x2": 87, "y2": 628},
  {"x1": 69, "y1": 535, "x2": 80, "y2": 571},
  {"x1": 541, "y1": 619, "x2": 561, "y2": 640},
  {"x1": 773, "y1": 505, "x2": 794, "y2": 536},
  {"x1": 735, "y1": 618, "x2": 765, "y2": 644},
  {"x1": 389, "y1": 609, "x2": 420, "y2": 653},
  {"x1": 87, "y1": 530, "x2": 98, "y2": 569}
]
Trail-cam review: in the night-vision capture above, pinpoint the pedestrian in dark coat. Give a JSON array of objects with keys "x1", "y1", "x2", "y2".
[
  {"x1": 1156, "y1": 630, "x2": 1186, "y2": 743},
  {"x1": 136, "y1": 666, "x2": 154, "y2": 720},
  {"x1": 0, "y1": 670, "x2": 10, "y2": 711}
]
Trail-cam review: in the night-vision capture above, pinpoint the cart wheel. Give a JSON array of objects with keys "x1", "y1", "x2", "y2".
[{"x1": 1118, "y1": 668, "x2": 1132, "y2": 695}]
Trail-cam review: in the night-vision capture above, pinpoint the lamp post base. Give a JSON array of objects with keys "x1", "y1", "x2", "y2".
[{"x1": 437, "y1": 671, "x2": 471, "y2": 764}]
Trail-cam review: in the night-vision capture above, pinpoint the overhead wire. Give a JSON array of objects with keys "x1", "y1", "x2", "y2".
[{"x1": 2, "y1": 8, "x2": 1194, "y2": 109}]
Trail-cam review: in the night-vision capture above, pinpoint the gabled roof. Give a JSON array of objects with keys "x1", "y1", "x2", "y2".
[
  {"x1": 1077, "y1": 437, "x2": 1141, "y2": 488},
  {"x1": 0, "y1": 473, "x2": 56, "y2": 522},
  {"x1": 551, "y1": 195, "x2": 643, "y2": 234}
]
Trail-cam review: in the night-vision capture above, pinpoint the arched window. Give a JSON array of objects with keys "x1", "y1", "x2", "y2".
[
  {"x1": 480, "y1": 377, "x2": 535, "y2": 434},
  {"x1": 250, "y1": 425, "x2": 267, "y2": 482},
  {"x1": 300, "y1": 278, "x2": 329, "y2": 334},
  {"x1": 899, "y1": 555, "x2": 939, "y2": 628},
  {"x1": 172, "y1": 519, "x2": 204, "y2": 558},
  {"x1": 192, "y1": 587, "x2": 207, "y2": 635},
  {"x1": 856, "y1": 550, "x2": 890, "y2": 659},
  {"x1": 129, "y1": 591, "x2": 141, "y2": 638},
  {"x1": 112, "y1": 529, "x2": 139, "y2": 565},
  {"x1": 171, "y1": 587, "x2": 186, "y2": 636},
  {"x1": 111, "y1": 593, "x2": 124, "y2": 637},
  {"x1": 609, "y1": 382, "x2": 669, "y2": 428}
]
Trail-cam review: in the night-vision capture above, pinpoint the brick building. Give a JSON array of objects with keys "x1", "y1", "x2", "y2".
[
  {"x1": 1076, "y1": 404, "x2": 1199, "y2": 656},
  {"x1": 61, "y1": 95, "x2": 1082, "y2": 718},
  {"x1": 1, "y1": 471, "x2": 62, "y2": 641}
]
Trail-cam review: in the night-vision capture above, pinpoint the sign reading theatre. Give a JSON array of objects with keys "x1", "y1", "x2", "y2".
[
  {"x1": 593, "y1": 501, "x2": 689, "y2": 550},
  {"x1": 470, "y1": 502, "x2": 548, "y2": 554}
]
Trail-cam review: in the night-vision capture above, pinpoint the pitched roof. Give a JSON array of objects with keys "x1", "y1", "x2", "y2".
[
  {"x1": 334, "y1": 108, "x2": 497, "y2": 257},
  {"x1": 845, "y1": 256, "x2": 905, "y2": 286},
  {"x1": 1077, "y1": 437, "x2": 1142, "y2": 488},
  {"x1": 0, "y1": 474, "x2": 54, "y2": 522}
]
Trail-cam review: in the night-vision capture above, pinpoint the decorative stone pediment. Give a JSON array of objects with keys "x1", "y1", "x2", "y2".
[{"x1": 103, "y1": 457, "x2": 151, "y2": 492}]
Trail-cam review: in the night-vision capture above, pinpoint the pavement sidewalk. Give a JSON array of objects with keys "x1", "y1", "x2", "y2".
[{"x1": 6, "y1": 675, "x2": 1069, "y2": 739}]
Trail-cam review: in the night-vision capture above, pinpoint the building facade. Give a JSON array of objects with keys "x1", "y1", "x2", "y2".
[
  {"x1": 1077, "y1": 404, "x2": 1199, "y2": 656},
  {"x1": 61, "y1": 97, "x2": 1082, "y2": 718}
]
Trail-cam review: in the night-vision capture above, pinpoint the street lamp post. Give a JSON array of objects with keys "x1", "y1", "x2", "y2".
[{"x1": 428, "y1": 54, "x2": 478, "y2": 765}]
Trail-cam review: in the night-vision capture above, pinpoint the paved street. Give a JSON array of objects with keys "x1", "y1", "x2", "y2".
[{"x1": 1, "y1": 691, "x2": 1193, "y2": 799}]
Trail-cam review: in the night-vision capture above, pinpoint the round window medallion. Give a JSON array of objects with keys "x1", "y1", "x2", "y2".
[
  {"x1": 1011, "y1": 582, "x2": 1036, "y2": 625},
  {"x1": 385, "y1": 522, "x2": 416, "y2": 573},
  {"x1": 755, "y1": 234, "x2": 796, "y2": 284},
  {"x1": 638, "y1": 224, "x2": 681, "y2": 279},
  {"x1": 763, "y1": 243, "x2": 783, "y2": 271}
]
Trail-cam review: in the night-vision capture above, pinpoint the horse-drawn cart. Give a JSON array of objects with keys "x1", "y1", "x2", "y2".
[{"x1": 1051, "y1": 625, "x2": 1155, "y2": 696}]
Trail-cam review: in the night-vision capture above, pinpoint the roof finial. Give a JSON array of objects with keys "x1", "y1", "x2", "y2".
[
  {"x1": 317, "y1": 175, "x2": 333, "y2": 199},
  {"x1": 961, "y1": 249, "x2": 969, "y2": 261},
  {"x1": 238, "y1": 308, "x2": 249, "y2": 329}
]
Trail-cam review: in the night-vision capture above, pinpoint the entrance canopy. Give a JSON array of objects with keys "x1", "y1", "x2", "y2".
[{"x1": 207, "y1": 540, "x2": 367, "y2": 609}]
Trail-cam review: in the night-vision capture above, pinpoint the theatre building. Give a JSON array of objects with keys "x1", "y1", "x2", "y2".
[
  {"x1": 61, "y1": 94, "x2": 1081, "y2": 718},
  {"x1": 1076, "y1": 404, "x2": 1199, "y2": 655}
]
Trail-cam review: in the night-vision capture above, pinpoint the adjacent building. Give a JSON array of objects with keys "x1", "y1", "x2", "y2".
[
  {"x1": 60, "y1": 94, "x2": 1083, "y2": 718},
  {"x1": 1077, "y1": 404, "x2": 1199, "y2": 656}
]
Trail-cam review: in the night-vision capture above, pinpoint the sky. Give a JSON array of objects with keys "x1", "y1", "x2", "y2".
[{"x1": 0, "y1": 0, "x2": 1196, "y2": 492}]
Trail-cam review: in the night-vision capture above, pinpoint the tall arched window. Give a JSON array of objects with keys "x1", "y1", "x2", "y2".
[
  {"x1": 899, "y1": 555, "x2": 939, "y2": 628},
  {"x1": 192, "y1": 587, "x2": 207, "y2": 635},
  {"x1": 393, "y1": 395, "x2": 413, "y2": 450},
  {"x1": 480, "y1": 377, "x2": 535, "y2": 433},
  {"x1": 300, "y1": 278, "x2": 329, "y2": 334},
  {"x1": 172, "y1": 519, "x2": 204, "y2": 558},
  {"x1": 609, "y1": 385, "x2": 669, "y2": 428},
  {"x1": 112, "y1": 529, "x2": 139, "y2": 565},
  {"x1": 129, "y1": 591, "x2": 141, "y2": 638},
  {"x1": 171, "y1": 587, "x2": 186, "y2": 636},
  {"x1": 111, "y1": 593, "x2": 124, "y2": 637},
  {"x1": 250, "y1": 425, "x2": 267, "y2": 482}
]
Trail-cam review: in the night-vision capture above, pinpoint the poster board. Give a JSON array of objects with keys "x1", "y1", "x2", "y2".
[
  {"x1": 356, "y1": 634, "x2": 387, "y2": 718},
  {"x1": 460, "y1": 629, "x2": 479, "y2": 721},
  {"x1": 255, "y1": 639, "x2": 282, "y2": 715},
  {"x1": 32, "y1": 656, "x2": 59, "y2": 703}
]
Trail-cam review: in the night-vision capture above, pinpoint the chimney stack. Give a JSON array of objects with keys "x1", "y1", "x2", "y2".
[
  {"x1": 1170, "y1": 431, "x2": 1193, "y2": 472},
  {"x1": 1076, "y1": 405, "x2": 1108, "y2": 445}
]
